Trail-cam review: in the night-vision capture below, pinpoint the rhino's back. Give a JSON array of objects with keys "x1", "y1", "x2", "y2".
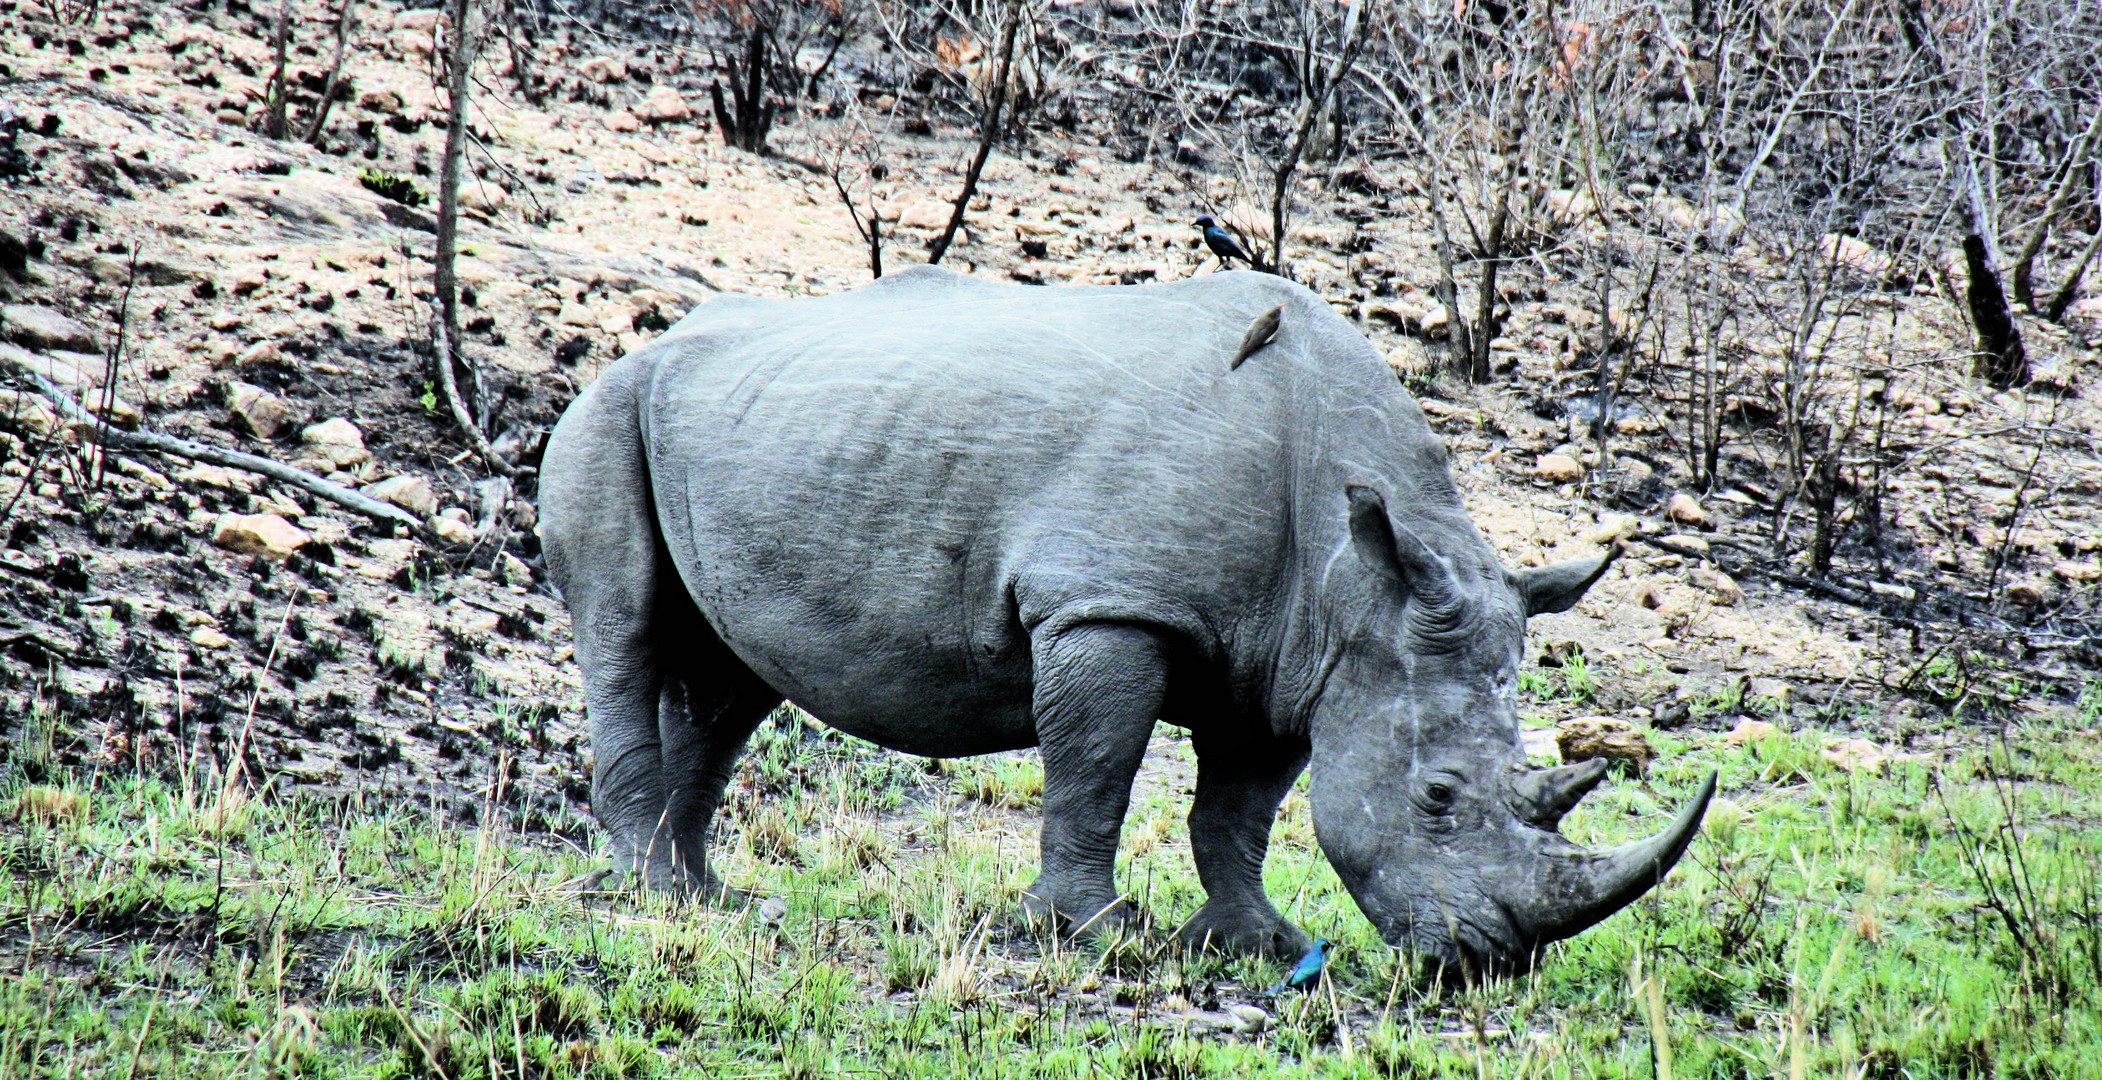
[{"x1": 634, "y1": 268, "x2": 1366, "y2": 751}]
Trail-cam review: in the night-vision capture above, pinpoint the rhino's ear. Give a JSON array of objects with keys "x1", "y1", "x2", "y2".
[
  {"x1": 1347, "y1": 486, "x2": 1451, "y2": 595},
  {"x1": 1512, "y1": 545, "x2": 1622, "y2": 616}
]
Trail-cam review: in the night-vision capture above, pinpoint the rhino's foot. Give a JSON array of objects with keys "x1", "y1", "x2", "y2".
[
  {"x1": 582, "y1": 859, "x2": 748, "y2": 908},
  {"x1": 1020, "y1": 885, "x2": 1138, "y2": 942},
  {"x1": 1177, "y1": 900, "x2": 1310, "y2": 959}
]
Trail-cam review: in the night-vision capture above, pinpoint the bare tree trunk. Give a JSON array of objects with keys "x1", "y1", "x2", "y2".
[
  {"x1": 303, "y1": 0, "x2": 358, "y2": 144},
  {"x1": 1266, "y1": 0, "x2": 1362, "y2": 279},
  {"x1": 1963, "y1": 232, "x2": 2028, "y2": 388},
  {"x1": 1468, "y1": 163, "x2": 1512, "y2": 383},
  {"x1": 1422, "y1": 174, "x2": 1475, "y2": 375},
  {"x1": 2045, "y1": 204, "x2": 2102, "y2": 323},
  {"x1": 1901, "y1": 0, "x2": 2026, "y2": 388},
  {"x1": 432, "y1": 0, "x2": 518, "y2": 477},
  {"x1": 2009, "y1": 107, "x2": 2102, "y2": 309},
  {"x1": 710, "y1": 23, "x2": 777, "y2": 153},
  {"x1": 927, "y1": 0, "x2": 1022, "y2": 265},
  {"x1": 265, "y1": 0, "x2": 291, "y2": 140},
  {"x1": 504, "y1": 0, "x2": 542, "y2": 103}
]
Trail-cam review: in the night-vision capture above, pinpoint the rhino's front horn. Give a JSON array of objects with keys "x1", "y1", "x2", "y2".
[{"x1": 1524, "y1": 772, "x2": 1716, "y2": 943}]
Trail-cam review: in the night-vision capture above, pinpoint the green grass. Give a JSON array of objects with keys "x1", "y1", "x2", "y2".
[{"x1": 4, "y1": 700, "x2": 2100, "y2": 1078}]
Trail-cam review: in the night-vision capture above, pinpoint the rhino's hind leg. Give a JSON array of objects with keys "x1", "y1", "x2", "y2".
[
  {"x1": 1178, "y1": 733, "x2": 1311, "y2": 957},
  {"x1": 651, "y1": 593, "x2": 781, "y2": 903},
  {"x1": 1021, "y1": 622, "x2": 1163, "y2": 939}
]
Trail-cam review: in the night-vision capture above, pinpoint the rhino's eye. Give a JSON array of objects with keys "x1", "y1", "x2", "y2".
[{"x1": 1425, "y1": 782, "x2": 1454, "y2": 805}]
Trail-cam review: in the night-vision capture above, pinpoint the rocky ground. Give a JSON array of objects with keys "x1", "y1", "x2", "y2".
[{"x1": 3, "y1": 0, "x2": 2101, "y2": 832}]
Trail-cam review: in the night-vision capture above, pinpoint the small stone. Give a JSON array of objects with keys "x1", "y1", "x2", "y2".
[
  {"x1": 176, "y1": 463, "x2": 256, "y2": 493},
  {"x1": 236, "y1": 339, "x2": 284, "y2": 368},
  {"x1": 1556, "y1": 716, "x2": 1656, "y2": 773},
  {"x1": 2053, "y1": 561, "x2": 2102, "y2": 584},
  {"x1": 897, "y1": 201, "x2": 954, "y2": 231},
  {"x1": 362, "y1": 474, "x2": 439, "y2": 518},
  {"x1": 0, "y1": 389, "x2": 57, "y2": 437},
  {"x1": 461, "y1": 181, "x2": 509, "y2": 214},
  {"x1": 603, "y1": 111, "x2": 642, "y2": 133},
  {"x1": 1665, "y1": 493, "x2": 1711, "y2": 528},
  {"x1": 758, "y1": 896, "x2": 788, "y2": 924},
  {"x1": 1821, "y1": 738, "x2": 1886, "y2": 774},
  {"x1": 1722, "y1": 717, "x2": 1776, "y2": 747},
  {"x1": 1534, "y1": 454, "x2": 1583, "y2": 483},
  {"x1": 225, "y1": 381, "x2": 293, "y2": 439},
  {"x1": 211, "y1": 512, "x2": 310, "y2": 559},
  {"x1": 1587, "y1": 514, "x2": 1637, "y2": 543},
  {"x1": 1416, "y1": 303, "x2": 1450, "y2": 339},
  {"x1": 497, "y1": 552, "x2": 533, "y2": 586},
  {"x1": 1745, "y1": 678, "x2": 1790, "y2": 707},
  {"x1": 1658, "y1": 533, "x2": 1710, "y2": 553},
  {"x1": 2004, "y1": 581, "x2": 2045, "y2": 606},
  {"x1": 1690, "y1": 566, "x2": 1742, "y2": 605},
  {"x1": 357, "y1": 87, "x2": 404, "y2": 113},
  {"x1": 578, "y1": 56, "x2": 629, "y2": 82},
  {"x1": 635, "y1": 85, "x2": 692, "y2": 124},
  {"x1": 300, "y1": 417, "x2": 371, "y2": 468},
  {"x1": 1, "y1": 304, "x2": 97, "y2": 352},
  {"x1": 427, "y1": 515, "x2": 475, "y2": 546},
  {"x1": 1227, "y1": 1004, "x2": 1270, "y2": 1034},
  {"x1": 188, "y1": 626, "x2": 233, "y2": 650}
]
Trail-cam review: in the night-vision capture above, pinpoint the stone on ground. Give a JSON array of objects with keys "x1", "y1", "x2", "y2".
[{"x1": 211, "y1": 513, "x2": 310, "y2": 559}]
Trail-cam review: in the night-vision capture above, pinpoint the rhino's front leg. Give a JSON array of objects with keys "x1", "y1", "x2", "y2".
[
  {"x1": 1021, "y1": 622, "x2": 1163, "y2": 938},
  {"x1": 1179, "y1": 733, "x2": 1312, "y2": 957}
]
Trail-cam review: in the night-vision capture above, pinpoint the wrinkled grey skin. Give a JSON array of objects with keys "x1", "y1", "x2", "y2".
[{"x1": 539, "y1": 265, "x2": 1712, "y2": 975}]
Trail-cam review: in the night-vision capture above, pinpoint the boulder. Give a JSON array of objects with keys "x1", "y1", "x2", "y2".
[
  {"x1": 211, "y1": 512, "x2": 311, "y2": 559},
  {"x1": 225, "y1": 381, "x2": 292, "y2": 439},
  {"x1": 1556, "y1": 716, "x2": 1656, "y2": 773},
  {"x1": 1, "y1": 304, "x2": 97, "y2": 353},
  {"x1": 603, "y1": 111, "x2": 642, "y2": 133},
  {"x1": 361, "y1": 473, "x2": 438, "y2": 518},
  {"x1": 1534, "y1": 454, "x2": 1583, "y2": 484}
]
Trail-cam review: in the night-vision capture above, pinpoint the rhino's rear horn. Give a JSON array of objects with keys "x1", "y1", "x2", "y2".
[{"x1": 1509, "y1": 758, "x2": 1608, "y2": 830}]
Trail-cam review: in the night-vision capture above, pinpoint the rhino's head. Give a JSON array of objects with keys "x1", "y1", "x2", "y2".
[{"x1": 1308, "y1": 487, "x2": 1713, "y2": 978}]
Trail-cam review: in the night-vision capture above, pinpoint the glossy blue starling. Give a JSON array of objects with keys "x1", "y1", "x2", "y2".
[
  {"x1": 1194, "y1": 215, "x2": 1255, "y2": 267},
  {"x1": 1265, "y1": 937, "x2": 1333, "y2": 995}
]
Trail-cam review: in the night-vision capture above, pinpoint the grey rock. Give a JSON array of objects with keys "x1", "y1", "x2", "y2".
[{"x1": 1, "y1": 304, "x2": 97, "y2": 353}]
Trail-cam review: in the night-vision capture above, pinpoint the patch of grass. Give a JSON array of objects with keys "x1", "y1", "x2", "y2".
[
  {"x1": 357, "y1": 166, "x2": 427, "y2": 207},
  {"x1": 4, "y1": 699, "x2": 2100, "y2": 1077}
]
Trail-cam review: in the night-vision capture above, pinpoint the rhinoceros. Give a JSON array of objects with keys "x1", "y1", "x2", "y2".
[{"x1": 539, "y1": 265, "x2": 1712, "y2": 974}]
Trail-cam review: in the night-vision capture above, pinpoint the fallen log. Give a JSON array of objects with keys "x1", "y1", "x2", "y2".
[{"x1": 2, "y1": 356, "x2": 424, "y2": 533}]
